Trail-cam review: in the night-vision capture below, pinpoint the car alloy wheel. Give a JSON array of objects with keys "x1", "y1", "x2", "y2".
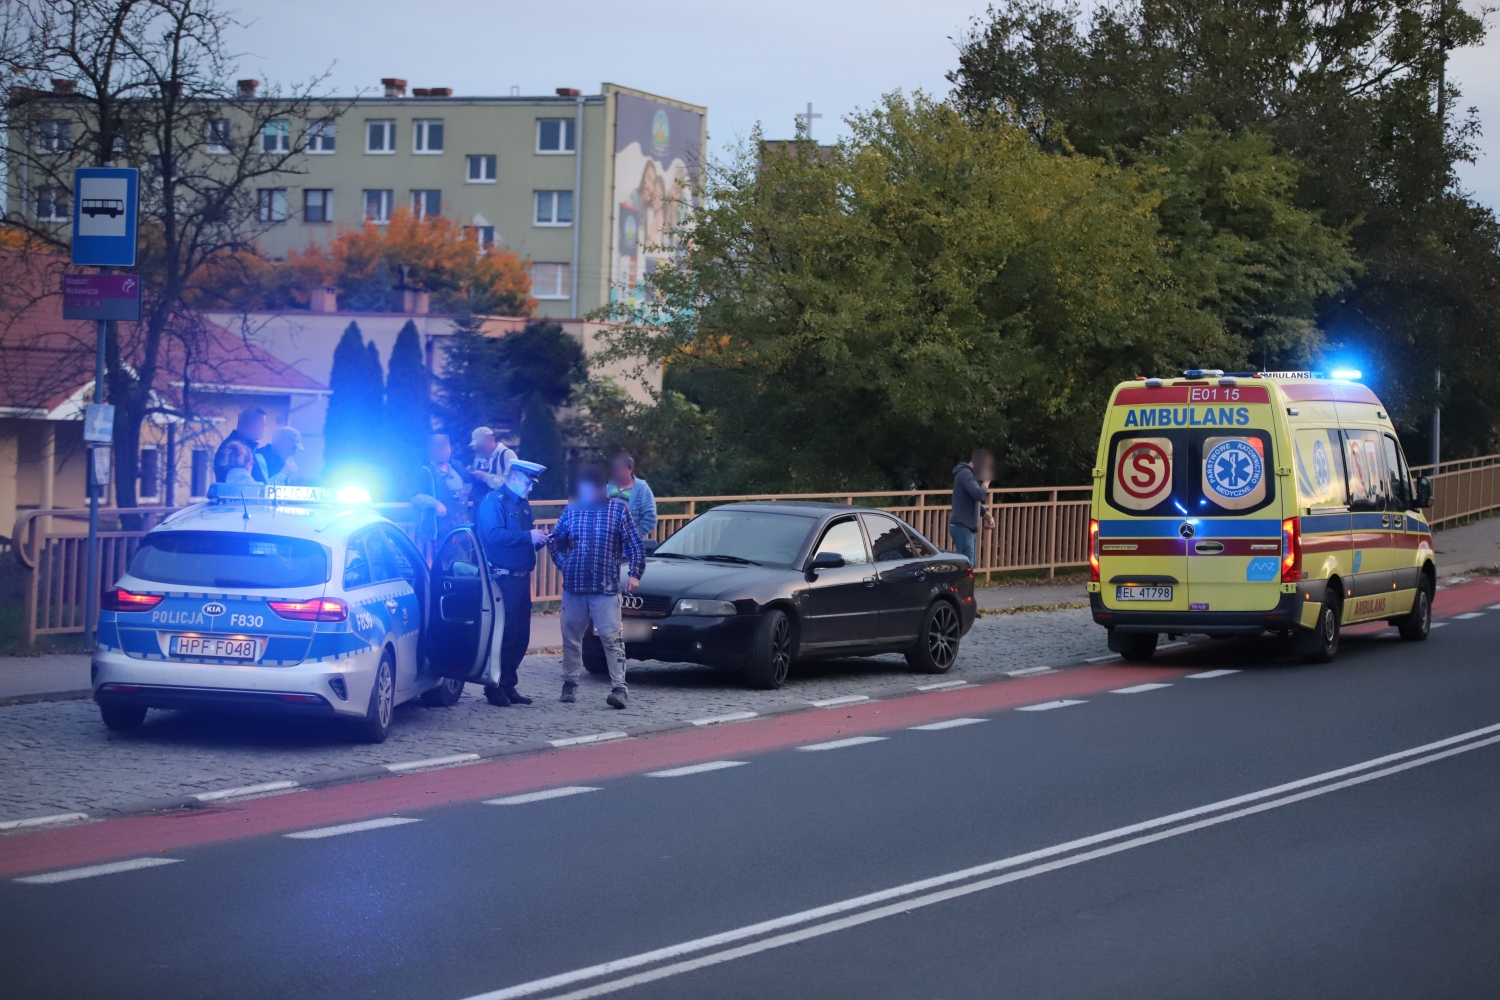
[
  {"x1": 769, "y1": 613, "x2": 792, "y2": 686},
  {"x1": 355, "y1": 650, "x2": 396, "y2": 743},
  {"x1": 907, "y1": 600, "x2": 961, "y2": 674},
  {"x1": 744, "y1": 608, "x2": 793, "y2": 689}
]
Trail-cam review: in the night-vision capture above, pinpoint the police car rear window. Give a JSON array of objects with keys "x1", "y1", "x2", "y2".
[{"x1": 128, "y1": 532, "x2": 331, "y2": 589}]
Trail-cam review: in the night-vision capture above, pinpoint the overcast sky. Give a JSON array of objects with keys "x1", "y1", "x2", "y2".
[{"x1": 228, "y1": 0, "x2": 1498, "y2": 209}]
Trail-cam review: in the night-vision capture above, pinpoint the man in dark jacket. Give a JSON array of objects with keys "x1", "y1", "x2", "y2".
[
  {"x1": 950, "y1": 448, "x2": 997, "y2": 567},
  {"x1": 475, "y1": 459, "x2": 548, "y2": 707},
  {"x1": 411, "y1": 433, "x2": 470, "y2": 557},
  {"x1": 214, "y1": 407, "x2": 268, "y2": 484}
]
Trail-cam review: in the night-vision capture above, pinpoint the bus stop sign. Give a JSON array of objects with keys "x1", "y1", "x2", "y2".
[{"x1": 71, "y1": 167, "x2": 139, "y2": 267}]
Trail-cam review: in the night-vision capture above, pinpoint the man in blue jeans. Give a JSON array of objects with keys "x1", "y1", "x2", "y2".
[{"x1": 950, "y1": 448, "x2": 996, "y2": 567}]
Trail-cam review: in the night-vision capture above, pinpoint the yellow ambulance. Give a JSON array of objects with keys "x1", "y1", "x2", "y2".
[{"x1": 1088, "y1": 370, "x2": 1436, "y2": 663}]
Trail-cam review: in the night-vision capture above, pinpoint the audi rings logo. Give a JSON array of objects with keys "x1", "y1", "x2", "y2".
[
  {"x1": 619, "y1": 594, "x2": 645, "y2": 611},
  {"x1": 202, "y1": 602, "x2": 226, "y2": 616}
]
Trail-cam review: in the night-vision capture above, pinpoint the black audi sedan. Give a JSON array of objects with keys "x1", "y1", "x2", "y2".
[{"x1": 582, "y1": 502, "x2": 977, "y2": 688}]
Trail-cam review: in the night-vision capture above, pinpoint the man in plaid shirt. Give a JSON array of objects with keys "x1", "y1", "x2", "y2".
[{"x1": 548, "y1": 464, "x2": 646, "y2": 708}]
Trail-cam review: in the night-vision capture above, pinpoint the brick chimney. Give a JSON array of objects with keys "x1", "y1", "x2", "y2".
[
  {"x1": 50, "y1": 79, "x2": 76, "y2": 95},
  {"x1": 308, "y1": 285, "x2": 338, "y2": 313},
  {"x1": 400, "y1": 289, "x2": 430, "y2": 315},
  {"x1": 236, "y1": 79, "x2": 259, "y2": 99},
  {"x1": 382, "y1": 78, "x2": 407, "y2": 98},
  {"x1": 556, "y1": 87, "x2": 581, "y2": 97},
  {"x1": 412, "y1": 87, "x2": 453, "y2": 97}
]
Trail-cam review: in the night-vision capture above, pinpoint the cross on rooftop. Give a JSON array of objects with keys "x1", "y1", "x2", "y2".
[{"x1": 796, "y1": 102, "x2": 823, "y2": 138}]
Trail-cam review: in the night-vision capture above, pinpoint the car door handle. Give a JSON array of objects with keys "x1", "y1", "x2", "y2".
[{"x1": 1382, "y1": 514, "x2": 1391, "y2": 528}]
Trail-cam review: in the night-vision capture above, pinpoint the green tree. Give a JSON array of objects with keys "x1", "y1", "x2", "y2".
[
  {"x1": 520, "y1": 391, "x2": 567, "y2": 499},
  {"x1": 383, "y1": 320, "x2": 431, "y2": 478},
  {"x1": 323, "y1": 322, "x2": 384, "y2": 482}
]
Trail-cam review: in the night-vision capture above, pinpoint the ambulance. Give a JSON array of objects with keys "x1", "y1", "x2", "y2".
[{"x1": 1088, "y1": 370, "x2": 1436, "y2": 662}]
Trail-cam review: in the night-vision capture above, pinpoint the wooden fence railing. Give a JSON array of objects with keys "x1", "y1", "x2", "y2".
[
  {"x1": 1410, "y1": 453, "x2": 1500, "y2": 527},
  {"x1": 10, "y1": 487, "x2": 1092, "y2": 641}
]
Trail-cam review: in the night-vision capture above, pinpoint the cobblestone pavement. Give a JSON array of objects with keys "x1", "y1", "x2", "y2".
[{"x1": 0, "y1": 609, "x2": 1111, "y2": 821}]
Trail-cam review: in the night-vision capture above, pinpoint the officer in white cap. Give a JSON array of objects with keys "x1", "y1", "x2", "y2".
[{"x1": 475, "y1": 459, "x2": 548, "y2": 706}]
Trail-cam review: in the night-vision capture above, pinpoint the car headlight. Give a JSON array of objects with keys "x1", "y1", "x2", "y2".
[{"x1": 673, "y1": 599, "x2": 737, "y2": 617}]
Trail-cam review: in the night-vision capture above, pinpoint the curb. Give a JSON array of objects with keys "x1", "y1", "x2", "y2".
[{"x1": 0, "y1": 688, "x2": 92, "y2": 707}]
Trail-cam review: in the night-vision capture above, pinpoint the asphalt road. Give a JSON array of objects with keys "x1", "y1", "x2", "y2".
[{"x1": 4, "y1": 582, "x2": 1500, "y2": 999}]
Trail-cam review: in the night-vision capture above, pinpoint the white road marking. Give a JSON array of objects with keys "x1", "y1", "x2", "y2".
[
  {"x1": 1187, "y1": 669, "x2": 1241, "y2": 679},
  {"x1": 1003, "y1": 666, "x2": 1053, "y2": 677},
  {"x1": 909, "y1": 718, "x2": 987, "y2": 731},
  {"x1": 283, "y1": 817, "x2": 421, "y2": 840},
  {"x1": 646, "y1": 761, "x2": 749, "y2": 778},
  {"x1": 486, "y1": 787, "x2": 600, "y2": 806},
  {"x1": 0, "y1": 811, "x2": 89, "y2": 832},
  {"x1": 462, "y1": 721, "x2": 1500, "y2": 1000},
  {"x1": 195, "y1": 780, "x2": 300, "y2": 802},
  {"x1": 809, "y1": 695, "x2": 870, "y2": 708},
  {"x1": 15, "y1": 857, "x2": 182, "y2": 884},
  {"x1": 1487, "y1": 603, "x2": 1500, "y2": 610},
  {"x1": 385, "y1": 753, "x2": 480, "y2": 773},
  {"x1": 550, "y1": 733, "x2": 629, "y2": 748},
  {"x1": 1084, "y1": 653, "x2": 1122, "y2": 663},
  {"x1": 1454, "y1": 612, "x2": 1484, "y2": 620},
  {"x1": 796, "y1": 736, "x2": 888, "y2": 751},
  {"x1": 1431, "y1": 622, "x2": 1449, "y2": 628},
  {"x1": 916, "y1": 680, "x2": 970, "y2": 691},
  {"x1": 1016, "y1": 699, "x2": 1086, "y2": 712},
  {"x1": 1111, "y1": 683, "x2": 1173, "y2": 694},
  {"x1": 690, "y1": 712, "x2": 758, "y2": 726}
]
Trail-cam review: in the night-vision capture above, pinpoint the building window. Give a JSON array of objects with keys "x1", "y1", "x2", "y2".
[
  {"x1": 261, "y1": 120, "x2": 290, "y2": 153},
  {"x1": 139, "y1": 447, "x2": 160, "y2": 501},
  {"x1": 307, "y1": 119, "x2": 335, "y2": 154},
  {"x1": 258, "y1": 188, "x2": 288, "y2": 222},
  {"x1": 365, "y1": 119, "x2": 395, "y2": 153},
  {"x1": 466, "y1": 154, "x2": 497, "y2": 183},
  {"x1": 413, "y1": 119, "x2": 444, "y2": 154},
  {"x1": 304, "y1": 188, "x2": 333, "y2": 223},
  {"x1": 190, "y1": 449, "x2": 210, "y2": 499},
  {"x1": 534, "y1": 190, "x2": 573, "y2": 226},
  {"x1": 207, "y1": 119, "x2": 231, "y2": 153},
  {"x1": 536, "y1": 119, "x2": 575, "y2": 154},
  {"x1": 364, "y1": 189, "x2": 392, "y2": 223},
  {"x1": 35, "y1": 187, "x2": 68, "y2": 222},
  {"x1": 37, "y1": 119, "x2": 72, "y2": 153},
  {"x1": 530, "y1": 262, "x2": 571, "y2": 300},
  {"x1": 466, "y1": 225, "x2": 496, "y2": 251},
  {"x1": 410, "y1": 189, "x2": 441, "y2": 220}
]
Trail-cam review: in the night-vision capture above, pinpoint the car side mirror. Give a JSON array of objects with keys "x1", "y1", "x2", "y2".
[
  {"x1": 808, "y1": 552, "x2": 845, "y2": 574},
  {"x1": 1414, "y1": 476, "x2": 1433, "y2": 510}
]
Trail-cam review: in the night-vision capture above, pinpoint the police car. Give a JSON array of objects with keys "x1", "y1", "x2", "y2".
[{"x1": 92, "y1": 484, "x2": 501, "y2": 742}]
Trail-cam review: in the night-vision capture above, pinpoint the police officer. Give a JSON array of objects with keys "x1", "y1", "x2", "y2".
[{"x1": 475, "y1": 459, "x2": 548, "y2": 707}]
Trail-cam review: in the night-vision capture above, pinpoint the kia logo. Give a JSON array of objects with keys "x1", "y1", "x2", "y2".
[
  {"x1": 203, "y1": 602, "x2": 226, "y2": 616},
  {"x1": 619, "y1": 594, "x2": 645, "y2": 610}
]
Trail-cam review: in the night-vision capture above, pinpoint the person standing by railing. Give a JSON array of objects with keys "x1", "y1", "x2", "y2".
[
  {"x1": 950, "y1": 448, "x2": 997, "y2": 567},
  {"x1": 609, "y1": 453, "x2": 658, "y2": 586},
  {"x1": 410, "y1": 433, "x2": 470, "y2": 561}
]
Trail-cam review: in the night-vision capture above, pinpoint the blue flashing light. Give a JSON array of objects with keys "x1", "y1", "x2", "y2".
[
  {"x1": 1329, "y1": 368, "x2": 1362, "y2": 381},
  {"x1": 336, "y1": 485, "x2": 372, "y2": 504}
]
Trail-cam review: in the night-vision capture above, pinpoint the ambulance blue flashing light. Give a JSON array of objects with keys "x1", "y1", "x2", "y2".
[{"x1": 1329, "y1": 368, "x2": 1363, "y2": 381}]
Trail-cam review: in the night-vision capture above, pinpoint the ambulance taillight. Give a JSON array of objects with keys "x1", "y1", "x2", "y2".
[
  {"x1": 1281, "y1": 518, "x2": 1302, "y2": 583},
  {"x1": 1089, "y1": 519, "x2": 1101, "y2": 583}
]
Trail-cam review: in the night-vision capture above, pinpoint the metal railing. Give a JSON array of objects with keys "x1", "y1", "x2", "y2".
[
  {"x1": 1409, "y1": 453, "x2": 1500, "y2": 527},
  {"x1": 9, "y1": 487, "x2": 1092, "y2": 641}
]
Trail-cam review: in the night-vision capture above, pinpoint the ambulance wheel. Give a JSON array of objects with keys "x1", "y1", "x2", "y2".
[
  {"x1": 1296, "y1": 592, "x2": 1341, "y2": 663},
  {"x1": 420, "y1": 676, "x2": 465, "y2": 707},
  {"x1": 582, "y1": 634, "x2": 610, "y2": 676},
  {"x1": 1116, "y1": 632, "x2": 1158, "y2": 663},
  {"x1": 1397, "y1": 576, "x2": 1434, "y2": 641},
  {"x1": 100, "y1": 703, "x2": 146, "y2": 731},
  {"x1": 353, "y1": 650, "x2": 396, "y2": 743}
]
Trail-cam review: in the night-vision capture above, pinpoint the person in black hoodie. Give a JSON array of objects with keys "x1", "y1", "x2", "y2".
[{"x1": 950, "y1": 449, "x2": 996, "y2": 567}]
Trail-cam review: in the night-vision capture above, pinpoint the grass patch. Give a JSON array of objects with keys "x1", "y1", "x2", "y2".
[{"x1": 978, "y1": 601, "x2": 1089, "y2": 616}]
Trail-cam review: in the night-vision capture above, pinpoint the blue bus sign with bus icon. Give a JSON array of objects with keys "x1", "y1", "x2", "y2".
[{"x1": 71, "y1": 168, "x2": 138, "y2": 267}]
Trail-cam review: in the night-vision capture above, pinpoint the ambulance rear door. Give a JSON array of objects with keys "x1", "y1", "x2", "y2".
[{"x1": 1098, "y1": 387, "x2": 1189, "y2": 613}]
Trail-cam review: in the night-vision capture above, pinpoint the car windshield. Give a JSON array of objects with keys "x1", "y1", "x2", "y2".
[
  {"x1": 655, "y1": 509, "x2": 815, "y2": 567},
  {"x1": 127, "y1": 531, "x2": 331, "y2": 589}
]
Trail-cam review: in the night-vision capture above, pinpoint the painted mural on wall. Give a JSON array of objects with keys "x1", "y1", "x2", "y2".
[{"x1": 611, "y1": 93, "x2": 703, "y2": 309}]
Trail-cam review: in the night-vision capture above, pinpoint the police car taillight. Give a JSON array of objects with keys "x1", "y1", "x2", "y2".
[
  {"x1": 102, "y1": 588, "x2": 164, "y2": 612},
  {"x1": 1281, "y1": 518, "x2": 1302, "y2": 583},
  {"x1": 1089, "y1": 519, "x2": 1101, "y2": 582},
  {"x1": 268, "y1": 597, "x2": 349, "y2": 622}
]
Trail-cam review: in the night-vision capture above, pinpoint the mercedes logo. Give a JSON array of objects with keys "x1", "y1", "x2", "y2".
[
  {"x1": 619, "y1": 594, "x2": 645, "y2": 611},
  {"x1": 1178, "y1": 522, "x2": 1196, "y2": 540},
  {"x1": 203, "y1": 602, "x2": 226, "y2": 616}
]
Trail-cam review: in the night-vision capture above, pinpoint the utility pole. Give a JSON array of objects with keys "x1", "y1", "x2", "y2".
[
  {"x1": 1432, "y1": 0, "x2": 1449, "y2": 469},
  {"x1": 1432, "y1": 368, "x2": 1442, "y2": 466}
]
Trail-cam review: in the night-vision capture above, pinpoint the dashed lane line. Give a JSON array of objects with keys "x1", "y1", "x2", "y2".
[
  {"x1": 797, "y1": 736, "x2": 888, "y2": 752},
  {"x1": 1453, "y1": 612, "x2": 1485, "y2": 620},
  {"x1": 1186, "y1": 669, "x2": 1241, "y2": 679},
  {"x1": 646, "y1": 761, "x2": 749, "y2": 778},
  {"x1": 1111, "y1": 683, "x2": 1173, "y2": 694},
  {"x1": 486, "y1": 788, "x2": 600, "y2": 806},
  {"x1": 15, "y1": 857, "x2": 182, "y2": 884},
  {"x1": 809, "y1": 695, "x2": 871, "y2": 708},
  {"x1": 1016, "y1": 699, "x2": 1087, "y2": 712},
  {"x1": 909, "y1": 718, "x2": 988, "y2": 731},
  {"x1": 283, "y1": 817, "x2": 422, "y2": 840}
]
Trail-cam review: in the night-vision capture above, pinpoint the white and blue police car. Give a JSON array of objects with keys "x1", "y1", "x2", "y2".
[{"x1": 93, "y1": 483, "x2": 501, "y2": 742}]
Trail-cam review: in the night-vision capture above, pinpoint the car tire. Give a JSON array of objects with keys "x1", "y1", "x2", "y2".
[
  {"x1": 1115, "y1": 632, "x2": 1159, "y2": 663},
  {"x1": 100, "y1": 703, "x2": 146, "y2": 731},
  {"x1": 744, "y1": 609, "x2": 793, "y2": 689},
  {"x1": 905, "y1": 600, "x2": 961, "y2": 674},
  {"x1": 1295, "y1": 591, "x2": 1342, "y2": 663},
  {"x1": 353, "y1": 649, "x2": 396, "y2": 743},
  {"x1": 420, "y1": 676, "x2": 465, "y2": 707},
  {"x1": 1396, "y1": 576, "x2": 1433, "y2": 641},
  {"x1": 582, "y1": 634, "x2": 610, "y2": 676}
]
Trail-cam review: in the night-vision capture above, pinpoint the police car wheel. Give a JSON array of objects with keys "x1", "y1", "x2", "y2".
[
  {"x1": 1397, "y1": 578, "x2": 1433, "y2": 642},
  {"x1": 582, "y1": 634, "x2": 610, "y2": 676},
  {"x1": 420, "y1": 676, "x2": 465, "y2": 707},
  {"x1": 100, "y1": 703, "x2": 147, "y2": 731},
  {"x1": 1298, "y1": 593, "x2": 1341, "y2": 663},
  {"x1": 354, "y1": 650, "x2": 396, "y2": 743}
]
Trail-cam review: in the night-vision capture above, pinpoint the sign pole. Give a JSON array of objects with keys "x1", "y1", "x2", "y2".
[{"x1": 85, "y1": 315, "x2": 106, "y2": 644}]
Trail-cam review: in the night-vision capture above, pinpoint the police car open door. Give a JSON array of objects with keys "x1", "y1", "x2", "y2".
[{"x1": 426, "y1": 526, "x2": 494, "y2": 681}]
